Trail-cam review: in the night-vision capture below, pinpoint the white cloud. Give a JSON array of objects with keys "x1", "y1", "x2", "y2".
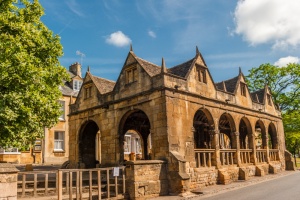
[
  {"x1": 233, "y1": 0, "x2": 300, "y2": 49},
  {"x1": 105, "y1": 31, "x2": 131, "y2": 47},
  {"x1": 148, "y1": 30, "x2": 156, "y2": 38},
  {"x1": 274, "y1": 56, "x2": 300, "y2": 67}
]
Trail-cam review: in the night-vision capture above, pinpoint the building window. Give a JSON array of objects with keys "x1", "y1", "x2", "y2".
[
  {"x1": 73, "y1": 80, "x2": 82, "y2": 91},
  {"x1": 196, "y1": 67, "x2": 207, "y2": 83},
  {"x1": 58, "y1": 101, "x2": 65, "y2": 120},
  {"x1": 240, "y1": 83, "x2": 247, "y2": 97},
  {"x1": 126, "y1": 67, "x2": 138, "y2": 84},
  {"x1": 85, "y1": 86, "x2": 92, "y2": 99},
  {"x1": 267, "y1": 94, "x2": 272, "y2": 105},
  {"x1": 54, "y1": 131, "x2": 64, "y2": 151}
]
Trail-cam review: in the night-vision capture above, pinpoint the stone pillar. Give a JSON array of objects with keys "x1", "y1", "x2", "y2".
[
  {"x1": 250, "y1": 133, "x2": 257, "y2": 164},
  {"x1": 0, "y1": 163, "x2": 19, "y2": 200},
  {"x1": 211, "y1": 130, "x2": 221, "y2": 168},
  {"x1": 125, "y1": 160, "x2": 168, "y2": 199},
  {"x1": 265, "y1": 134, "x2": 270, "y2": 163},
  {"x1": 231, "y1": 132, "x2": 241, "y2": 166}
]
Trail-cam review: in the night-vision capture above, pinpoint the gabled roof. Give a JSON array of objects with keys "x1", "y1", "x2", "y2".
[
  {"x1": 135, "y1": 57, "x2": 161, "y2": 77},
  {"x1": 91, "y1": 75, "x2": 115, "y2": 94},
  {"x1": 250, "y1": 89, "x2": 265, "y2": 103},
  {"x1": 215, "y1": 76, "x2": 239, "y2": 94},
  {"x1": 167, "y1": 58, "x2": 194, "y2": 78}
]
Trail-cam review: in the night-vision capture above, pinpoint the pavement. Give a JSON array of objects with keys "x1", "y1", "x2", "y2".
[{"x1": 148, "y1": 169, "x2": 300, "y2": 200}]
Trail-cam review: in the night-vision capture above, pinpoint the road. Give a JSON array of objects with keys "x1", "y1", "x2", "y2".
[{"x1": 200, "y1": 170, "x2": 300, "y2": 200}]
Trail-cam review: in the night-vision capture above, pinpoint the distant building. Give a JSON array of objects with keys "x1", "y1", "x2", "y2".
[
  {"x1": 68, "y1": 47, "x2": 290, "y2": 195},
  {"x1": 0, "y1": 63, "x2": 82, "y2": 164}
]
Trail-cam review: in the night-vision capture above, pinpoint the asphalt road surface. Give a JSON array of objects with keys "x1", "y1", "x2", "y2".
[{"x1": 200, "y1": 171, "x2": 300, "y2": 200}]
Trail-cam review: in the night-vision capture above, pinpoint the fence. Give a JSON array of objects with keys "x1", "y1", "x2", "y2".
[
  {"x1": 18, "y1": 170, "x2": 58, "y2": 198},
  {"x1": 220, "y1": 149, "x2": 236, "y2": 165},
  {"x1": 240, "y1": 149, "x2": 252, "y2": 164},
  {"x1": 269, "y1": 149, "x2": 280, "y2": 161},
  {"x1": 194, "y1": 149, "x2": 215, "y2": 167},
  {"x1": 17, "y1": 166, "x2": 126, "y2": 200}
]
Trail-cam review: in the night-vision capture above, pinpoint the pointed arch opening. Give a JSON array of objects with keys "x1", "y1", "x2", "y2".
[
  {"x1": 268, "y1": 123, "x2": 278, "y2": 149},
  {"x1": 79, "y1": 120, "x2": 100, "y2": 168},
  {"x1": 193, "y1": 109, "x2": 214, "y2": 149},
  {"x1": 119, "y1": 110, "x2": 151, "y2": 164},
  {"x1": 219, "y1": 113, "x2": 235, "y2": 149},
  {"x1": 255, "y1": 120, "x2": 266, "y2": 149},
  {"x1": 239, "y1": 117, "x2": 252, "y2": 149}
]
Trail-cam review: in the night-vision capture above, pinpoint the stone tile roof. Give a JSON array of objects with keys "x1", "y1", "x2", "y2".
[
  {"x1": 135, "y1": 57, "x2": 161, "y2": 77},
  {"x1": 92, "y1": 75, "x2": 115, "y2": 94},
  {"x1": 168, "y1": 58, "x2": 194, "y2": 78},
  {"x1": 215, "y1": 76, "x2": 239, "y2": 94},
  {"x1": 250, "y1": 89, "x2": 265, "y2": 103}
]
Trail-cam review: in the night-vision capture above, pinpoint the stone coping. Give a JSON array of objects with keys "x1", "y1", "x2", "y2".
[
  {"x1": 0, "y1": 163, "x2": 19, "y2": 173},
  {"x1": 125, "y1": 160, "x2": 167, "y2": 165}
]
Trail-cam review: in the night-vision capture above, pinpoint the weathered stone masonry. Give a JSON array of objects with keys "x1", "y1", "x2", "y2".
[{"x1": 68, "y1": 47, "x2": 292, "y2": 198}]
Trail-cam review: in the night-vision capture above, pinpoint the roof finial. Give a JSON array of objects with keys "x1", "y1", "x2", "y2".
[
  {"x1": 161, "y1": 57, "x2": 167, "y2": 73},
  {"x1": 196, "y1": 46, "x2": 200, "y2": 55},
  {"x1": 130, "y1": 43, "x2": 133, "y2": 52},
  {"x1": 87, "y1": 66, "x2": 90, "y2": 72},
  {"x1": 239, "y1": 66, "x2": 242, "y2": 74}
]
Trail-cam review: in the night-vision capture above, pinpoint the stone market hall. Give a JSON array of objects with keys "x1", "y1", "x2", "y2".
[{"x1": 68, "y1": 47, "x2": 293, "y2": 198}]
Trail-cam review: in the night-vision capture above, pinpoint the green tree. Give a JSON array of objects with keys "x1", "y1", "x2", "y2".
[
  {"x1": 0, "y1": 0, "x2": 69, "y2": 148},
  {"x1": 246, "y1": 63, "x2": 300, "y2": 164}
]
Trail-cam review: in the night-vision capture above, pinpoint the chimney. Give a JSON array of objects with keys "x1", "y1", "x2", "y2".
[{"x1": 69, "y1": 62, "x2": 82, "y2": 77}]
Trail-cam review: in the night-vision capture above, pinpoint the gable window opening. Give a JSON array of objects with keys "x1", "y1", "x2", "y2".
[
  {"x1": 85, "y1": 86, "x2": 92, "y2": 99},
  {"x1": 196, "y1": 67, "x2": 207, "y2": 84},
  {"x1": 126, "y1": 67, "x2": 138, "y2": 84},
  {"x1": 58, "y1": 101, "x2": 65, "y2": 120},
  {"x1": 54, "y1": 131, "x2": 65, "y2": 151},
  {"x1": 73, "y1": 80, "x2": 82, "y2": 91},
  {"x1": 240, "y1": 83, "x2": 247, "y2": 97}
]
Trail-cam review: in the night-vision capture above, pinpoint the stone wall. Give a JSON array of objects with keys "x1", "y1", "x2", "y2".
[
  {"x1": 125, "y1": 160, "x2": 168, "y2": 199},
  {"x1": 0, "y1": 163, "x2": 19, "y2": 200},
  {"x1": 188, "y1": 167, "x2": 218, "y2": 189}
]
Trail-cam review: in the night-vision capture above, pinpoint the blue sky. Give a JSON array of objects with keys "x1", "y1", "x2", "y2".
[{"x1": 39, "y1": 0, "x2": 300, "y2": 82}]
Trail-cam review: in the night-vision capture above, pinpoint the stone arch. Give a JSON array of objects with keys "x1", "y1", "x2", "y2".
[
  {"x1": 193, "y1": 108, "x2": 214, "y2": 149},
  {"x1": 239, "y1": 117, "x2": 253, "y2": 149},
  {"x1": 78, "y1": 120, "x2": 100, "y2": 168},
  {"x1": 119, "y1": 109, "x2": 151, "y2": 163},
  {"x1": 254, "y1": 120, "x2": 266, "y2": 149},
  {"x1": 268, "y1": 122, "x2": 278, "y2": 149},
  {"x1": 219, "y1": 113, "x2": 236, "y2": 149}
]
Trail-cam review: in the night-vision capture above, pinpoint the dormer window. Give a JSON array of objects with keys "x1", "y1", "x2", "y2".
[
  {"x1": 240, "y1": 83, "x2": 247, "y2": 97},
  {"x1": 196, "y1": 66, "x2": 207, "y2": 84},
  {"x1": 73, "y1": 80, "x2": 82, "y2": 91},
  {"x1": 126, "y1": 66, "x2": 138, "y2": 84}
]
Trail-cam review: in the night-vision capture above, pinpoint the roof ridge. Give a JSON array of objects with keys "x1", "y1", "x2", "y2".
[
  {"x1": 169, "y1": 58, "x2": 194, "y2": 69},
  {"x1": 215, "y1": 75, "x2": 239, "y2": 84},
  {"x1": 92, "y1": 75, "x2": 116, "y2": 83},
  {"x1": 136, "y1": 57, "x2": 161, "y2": 68}
]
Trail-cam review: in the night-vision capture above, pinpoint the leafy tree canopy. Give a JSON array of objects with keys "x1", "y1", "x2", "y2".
[
  {"x1": 246, "y1": 63, "x2": 300, "y2": 156},
  {"x1": 0, "y1": 0, "x2": 69, "y2": 148}
]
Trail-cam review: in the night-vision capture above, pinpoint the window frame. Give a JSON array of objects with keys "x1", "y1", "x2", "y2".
[
  {"x1": 54, "y1": 131, "x2": 65, "y2": 152},
  {"x1": 73, "y1": 80, "x2": 82, "y2": 91},
  {"x1": 125, "y1": 66, "x2": 138, "y2": 84},
  {"x1": 196, "y1": 65, "x2": 207, "y2": 84},
  {"x1": 58, "y1": 100, "x2": 65, "y2": 121}
]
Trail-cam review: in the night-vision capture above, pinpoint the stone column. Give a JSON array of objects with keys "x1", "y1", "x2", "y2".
[
  {"x1": 231, "y1": 132, "x2": 241, "y2": 166},
  {"x1": 0, "y1": 163, "x2": 19, "y2": 200},
  {"x1": 210, "y1": 129, "x2": 221, "y2": 168},
  {"x1": 250, "y1": 133, "x2": 257, "y2": 165},
  {"x1": 265, "y1": 134, "x2": 270, "y2": 163}
]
